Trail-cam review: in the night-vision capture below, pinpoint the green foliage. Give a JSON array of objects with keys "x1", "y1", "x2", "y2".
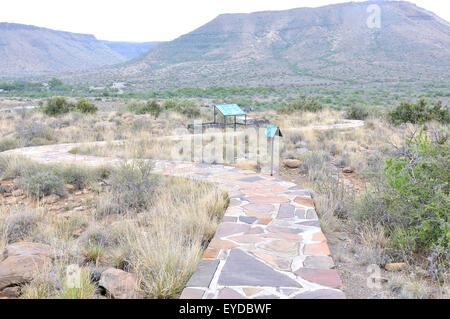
[
  {"x1": 346, "y1": 105, "x2": 370, "y2": 120},
  {"x1": 357, "y1": 128, "x2": 449, "y2": 279},
  {"x1": 127, "y1": 99, "x2": 161, "y2": 117},
  {"x1": 16, "y1": 166, "x2": 66, "y2": 198},
  {"x1": 389, "y1": 98, "x2": 449, "y2": 124},
  {"x1": 0, "y1": 138, "x2": 18, "y2": 152},
  {"x1": 42, "y1": 96, "x2": 75, "y2": 116},
  {"x1": 277, "y1": 95, "x2": 324, "y2": 114},
  {"x1": 60, "y1": 165, "x2": 92, "y2": 190},
  {"x1": 75, "y1": 98, "x2": 98, "y2": 114},
  {"x1": 48, "y1": 78, "x2": 64, "y2": 90},
  {"x1": 42, "y1": 97, "x2": 98, "y2": 116}
]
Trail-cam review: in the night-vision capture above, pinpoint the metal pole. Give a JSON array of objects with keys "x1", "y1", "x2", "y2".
[{"x1": 271, "y1": 137, "x2": 274, "y2": 176}]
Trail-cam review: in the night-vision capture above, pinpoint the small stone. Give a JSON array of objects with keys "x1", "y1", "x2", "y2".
[
  {"x1": 384, "y1": 263, "x2": 407, "y2": 272},
  {"x1": 294, "y1": 196, "x2": 314, "y2": 208},
  {"x1": 43, "y1": 194, "x2": 60, "y2": 204},
  {"x1": 343, "y1": 167, "x2": 354, "y2": 174},
  {"x1": 64, "y1": 184, "x2": 76, "y2": 192},
  {"x1": 12, "y1": 189, "x2": 23, "y2": 197},
  {"x1": 283, "y1": 159, "x2": 301, "y2": 169},
  {"x1": 99, "y1": 268, "x2": 142, "y2": 299}
]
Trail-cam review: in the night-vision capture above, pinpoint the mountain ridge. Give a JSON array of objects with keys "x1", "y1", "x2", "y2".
[{"x1": 58, "y1": 1, "x2": 449, "y2": 89}]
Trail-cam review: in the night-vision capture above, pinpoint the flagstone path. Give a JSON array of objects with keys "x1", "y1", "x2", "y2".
[{"x1": 3, "y1": 143, "x2": 346, "y2": 299}]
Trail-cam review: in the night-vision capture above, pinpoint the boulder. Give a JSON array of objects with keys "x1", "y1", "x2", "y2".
[
  {"x1": 2, "y1": 242, "x2": 54, "y2": 260},
  {"x1": 99, "y1": 268, "x2": 142, "y2": 299},
  {"x1": 283, "y1": 159, "x2": 301, "y2": 169},
  {"x1": 0, "y1": 255, "x2": 51, "y2": 290}
]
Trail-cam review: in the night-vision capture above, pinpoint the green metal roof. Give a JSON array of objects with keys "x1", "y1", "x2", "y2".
[
  {"x1": 265, "y1": 125, "x2": 283, "y2": 138},
  {"x1": 215, "y1": 104, "x2": 246, "y2": 116}
]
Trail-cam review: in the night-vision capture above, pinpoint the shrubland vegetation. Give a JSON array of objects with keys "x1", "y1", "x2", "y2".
[
  {"x1": 0, "y1": 156, "x2": 228, "y2": 299},
  {"x1": 0, "y1": 88, "x2": 448, "y2": 298}
]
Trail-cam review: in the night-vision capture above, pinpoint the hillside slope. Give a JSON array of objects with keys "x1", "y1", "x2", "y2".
[
  {"x1": 65, "y1": 1, "x2": 449, "y2": 89},
  {"x1": 101, "y1": 41, "x2": 162, "y2": 60},
  {"x1": 0, "y1": 23, "x2": 127, "y2": 78}
]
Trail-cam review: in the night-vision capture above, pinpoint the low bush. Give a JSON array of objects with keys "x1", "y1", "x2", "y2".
[
  {"x1": 16, "y1": 166, "x2": 66, "y2": 198},
  {"x1": 277, "y1": 95, "x2": 324, "y2": 114},
  {"x1": 127, "y1": 99, "x2": 161, "y2": 118},
  {"x1": 5, "y1": 210, "x2": 41, "y2": 243},
  {"x1": 356, "y1": 127, "x2": 449, "y2": 280},
  {"x1": 346, "y1": 105, "x2": 370, "y2": 120},
  {"x1": 389, "y1": 98, "x2": 449, "y2": 124},
  {"x1": 0, "y1": 138, "x2": 18, "y2": 152},
  {"x1": 75, "y1": 99, "x2": 98, "y2": 114},
  {"x1": 61, "y1": 165, "x2": 92, "y2": 190},
  {"x1": 97, "y1": 161, "x2": 159, "y2": 216},
  {"x1": 42, "y1": 96, "x2": 98, "y2": 116}
]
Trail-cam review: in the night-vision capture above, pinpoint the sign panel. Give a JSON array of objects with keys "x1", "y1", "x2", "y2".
[{"x1": 265, "y1": 125, "x2": 283, "y2": 138}]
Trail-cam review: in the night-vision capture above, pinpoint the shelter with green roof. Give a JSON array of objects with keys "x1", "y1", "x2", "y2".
[{"x1": 214, "y1": 104, "x2": 247, "y2": 129}]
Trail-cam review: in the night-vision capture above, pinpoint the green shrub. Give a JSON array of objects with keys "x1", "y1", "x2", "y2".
[
  {"x1": 16, "y1": 167, "x2": 66, "y2": 198},
  {"x1": 75, "y1": 99, "x2": 98, "y2": 114},
  {"x1": 61, "y1": 165, "x2": 92, "y2": 190},
  {"x1": 346, "y1": 105, "x2": 370, "y2": 120},
  {"x1": 42, "y1": 96, "x2": 75, "y2": 116},
  {"x1": 42, "y1": 97, "x2": 98, "y2": 116},
  {"x1": 277, "y1": 95, "x2": 324, "y2": 114},
  {"x1": 0, "y1": 138, "x2": 18, "y2": 152},
  {"x1": 357, "y1": 127, "x2": 449, "y2": 279},
  {"x1": 127, "y1": 99, "x2": 161, "y2": 117},
  {"x1": 389, "y1": 98, "x2": 449, "y2": 124}
]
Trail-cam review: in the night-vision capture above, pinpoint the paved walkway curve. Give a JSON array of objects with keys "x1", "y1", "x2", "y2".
[{"x1": 3, "y1": 143, "x2": 346, "y2": 300}]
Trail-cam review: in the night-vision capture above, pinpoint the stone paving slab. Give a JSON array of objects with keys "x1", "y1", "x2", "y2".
[{"x1": 2, "y1": 143, "x2": 346, "y2": 299}]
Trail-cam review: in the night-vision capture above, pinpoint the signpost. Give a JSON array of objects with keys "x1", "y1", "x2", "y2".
[{"x1": 265, "y1": 125, "x2": 283, "y2": 176}]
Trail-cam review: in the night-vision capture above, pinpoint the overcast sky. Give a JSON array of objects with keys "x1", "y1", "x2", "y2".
[{"x1": 1, "y1": 0, "x2": 449, "y2": 42}]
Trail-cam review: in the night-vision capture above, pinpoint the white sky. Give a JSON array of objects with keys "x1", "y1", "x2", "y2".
[{"x1": 0, "y1": 0, "x2": 449, "y2": 42}]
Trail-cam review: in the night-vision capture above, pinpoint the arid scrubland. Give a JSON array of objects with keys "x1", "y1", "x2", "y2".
[
  {"x1": 0, "y1": 95, "x2": 448, "y2": 299},
  {"x1": 0, "y1": 155, "x2": 228, "y2": 299}
]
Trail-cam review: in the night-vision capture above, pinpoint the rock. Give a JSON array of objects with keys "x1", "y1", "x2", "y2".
[
  {"x1": 12, "y1": 189, "x2": 23, "y2": 197},
  {"x1": 233, "y1": 161, "x2": 259, "y2": 171},
  {"x1": 342, "y1": 167, "x2": 354, "y2": 174},
  {"x1": 43, "y1": 194, "x2": 60, "y2": 204},
  {"x1": 0, "y1": 286, "x2": 20, "y2": 299},
  {"x1": 283, "y1": 159, "x2": 301, "y2": 169},
  {"x1": 99, "y1": 268, "x2": 142, "y2": 299},
  {"x1": 0, "y1": 255, "x2": 51, "y2": 290},
  {"x1": 64, "y1": 184, "x2": 76, "y2": 193},
  {"x1": 2, "y1": 242, "x2": 54, "y2": 260},
  {"x1": 384, "y1": 263, "x2": 407, "y2": 272}
]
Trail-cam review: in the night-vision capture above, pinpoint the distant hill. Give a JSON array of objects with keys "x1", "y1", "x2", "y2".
[
  {"x1": 64, "y1": 0, "x2": 450, "y2": 89},
  {"x1": 101, "y1": 41, "x2": 162, "y2": 60},
  {"x1": 0, "y1": 23, "x2": 129, "y2": 78}
]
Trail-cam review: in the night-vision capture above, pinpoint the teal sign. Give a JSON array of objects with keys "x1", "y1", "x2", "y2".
[{"x1": 265, "y1": 125, "x2": 282, "y2": 138}]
